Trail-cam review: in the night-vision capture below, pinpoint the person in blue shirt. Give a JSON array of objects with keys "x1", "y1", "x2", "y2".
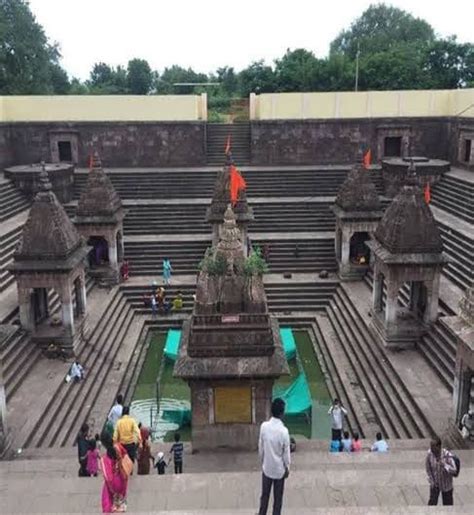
[
  {"x1": 370, "y1": 432, "x2": 389, "y2": 452},
  {"x1": 340, "y1": 431, "x2": 352, "y2": 452},
  {"x1": 329, "y1": 438, "x2": 342, "y2": 452}
]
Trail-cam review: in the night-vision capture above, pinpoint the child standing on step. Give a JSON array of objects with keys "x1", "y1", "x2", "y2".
[
  {"x1": 169, "y1": 432, "x2": 184, "y2": 474},
  {"x1": 86, "y1": 439, "x2": 100, "y2": 477}
]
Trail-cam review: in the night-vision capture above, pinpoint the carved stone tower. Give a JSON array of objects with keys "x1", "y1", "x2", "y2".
[
  {"x1": 206, "y1": 156, "x2": 254, "y2": 255},
  {"x1": 332, "y1": 158, "x2": 383, "y2": 280},
  {"x1": 174, "y1": 205, "x2": 288, "y2": 451},
  {"x1": 368, "y1": 166, "x2": 447, "y2": 349},
  {"x1": 75, "y1": 152, "x2": 124, "y2": 284},
  {"x1": 9, "y1": 165, "x2": 90, "y2": 356}
]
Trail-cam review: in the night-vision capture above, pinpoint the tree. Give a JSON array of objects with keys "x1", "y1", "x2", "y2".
[
  {"x1": 357, "y1": 43, "x2": 429, "y2": 90},
  {"x1": 274, "y1": 49, "x2": 322, "y2": 92},
  {"x1": 127, "y1": 58, "x2": 152, "y2": 95},
  {"x1": 156, "y1": 65, "x2": 208, "y2": 94},
  {"x1": 88, "y1": 62, "x2": 128, "y2": 94},
  {"x1": 330, "y1": 4, "x2": 435, "y2": 59},
  {"x1": 238, "y1": 60, "x2": 275, "y2": 96},
  {"x1": 49, "y1": 63, "x2": 70, "y2": 94},
  {"x1": 0, "y1": 0, "x2": 68, "y2": 94},
  {"x1": 424, "y1": 38, "x2": 474, "y2": 89},
  {"x1": 217, "y1": 66, "x2": 237, "y2": 95}
]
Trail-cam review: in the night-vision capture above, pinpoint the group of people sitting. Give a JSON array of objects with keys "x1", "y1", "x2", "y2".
[
  {"x1": 144, "y1": 285, "x2": 183, "y2": 316},
  {"x1": 330, "y1": 431, "x2": 389, "y2": 453}
]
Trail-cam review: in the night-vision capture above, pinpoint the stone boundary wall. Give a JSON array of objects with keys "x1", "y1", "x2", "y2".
[
  {"x1": 249, "y1": 118, "x2": 452, "y2": 166},
  {"x1": 1, "y1": 122, "x2": 207, "y2": 168}
]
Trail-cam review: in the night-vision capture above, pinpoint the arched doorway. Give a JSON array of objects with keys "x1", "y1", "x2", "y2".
[
  {"x1": 349, "y1": 232, "x2": 370, "y2": 265},
  {"x1": 87, "y1": 236, "x2": 109, "y2": 267}
]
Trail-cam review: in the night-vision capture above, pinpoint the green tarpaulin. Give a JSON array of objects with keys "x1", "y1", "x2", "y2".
[
  {"x1": 274, "y1": 373, "x2": 312, "y2": 415},
  {"x1": 280, "y1": 328, "x2": 296, "y2": 360},
  {"x1": 164, "y1": 329, "x2": 181, "y2": 361}
]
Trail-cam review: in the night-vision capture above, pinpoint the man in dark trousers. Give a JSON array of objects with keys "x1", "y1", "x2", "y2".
[
  {"x1": 258, "y1": 398, "x2": 290, "y2": 515},
  {"x1": 425, "y1": 437, "x2": 457, "y2": 506}
]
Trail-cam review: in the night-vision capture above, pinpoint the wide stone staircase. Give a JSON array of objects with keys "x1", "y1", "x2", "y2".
[
  {"x1": 3, "y1": 447, "x2": 474, "y2": 513},
  {"x1": 0, "y1": 178, "x2": 30, "y2": 222},
  {"x1": 72, "y1": 167, "x2": 384, "y2": 199},
  {"x1": 432, "y1": 173, "x2": 474, "y2": 224},
  {"x1": 206, "y1": 122, "x2": 251, "y2": 165}
]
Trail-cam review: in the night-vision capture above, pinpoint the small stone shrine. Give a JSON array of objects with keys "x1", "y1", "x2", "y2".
[
  {"x1": 74, "y1": 152, "x2": 124, "y2": 284},
  {"x1": 381, "y1": 156, "x2": 449, "y2": 198},
  {"x1": 174, "y1": 205, "x2": 288, "y2": 451},
  {"x1": 332, "y1": 156, "x2": 383, "y2": 280},
  {"x1": 4, "y1": 161, "x2": 75, "y2": 204},
  {"x1": 9, "y1": 166, "x2": 90, "y2": 356},
  {"x1": 446, "y1": 286, "x2": 474, "y2": 429},
  {"x1": 368, "y1": 164, "x2": 447, "y2": 349},
  {"x1": 206, "y1": 154, "x2": 254, "y2": 255}
]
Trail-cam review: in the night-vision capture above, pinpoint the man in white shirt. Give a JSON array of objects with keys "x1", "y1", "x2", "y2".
[
  {"x1": 328, "y1": 398, "x2": 348, "y2": 440},
  {"x1": 370, "y1": 432, "x2": 389, "y2": 452},
  {"x1": 107, "y1": 394, "x2": 124, "y2": 428},
  {"x1": 258, "y1": 398, "x2": 290, "y2": 515}
]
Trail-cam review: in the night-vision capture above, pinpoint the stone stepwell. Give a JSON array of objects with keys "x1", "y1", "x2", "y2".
[{"x1": 2, "y1": 447, "x2": 474, "y2": 513}]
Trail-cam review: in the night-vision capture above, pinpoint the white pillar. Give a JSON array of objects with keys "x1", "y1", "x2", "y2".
[
  {"x1": 341, "y1": 240, "x2": 350, "y2": 267},
  {"x1": 79, "y1": 277, "x2": 87, "y2": 315}
]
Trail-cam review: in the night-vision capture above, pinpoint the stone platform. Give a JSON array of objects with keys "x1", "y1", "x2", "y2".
[{"x1": 2, "y1": 447, "x2": 474, "y2": 513}]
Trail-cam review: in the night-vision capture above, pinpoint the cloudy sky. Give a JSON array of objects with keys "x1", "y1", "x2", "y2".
[{"x1": 29, "y1": 0, "x2": 473, "y2": 80}]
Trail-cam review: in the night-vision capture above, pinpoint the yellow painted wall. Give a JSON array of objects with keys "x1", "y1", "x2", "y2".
[
  {"x1": 0, "y1": 95, "x2": 206, "y2": 122},
  {"x1": 252, "y1": 89, "x2": 474, "y2": 120}
]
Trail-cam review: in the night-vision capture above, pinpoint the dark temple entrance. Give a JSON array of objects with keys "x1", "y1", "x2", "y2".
[
  {"x1": 384, "y1": 136, "x2": 402, "y2": 157},
  {"x1": 58, "y1": 140, "x2": 73, "y2": 162}
]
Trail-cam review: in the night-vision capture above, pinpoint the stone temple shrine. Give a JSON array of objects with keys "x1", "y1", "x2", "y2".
[{"x1": 174, "y1": 205, "x2": 288, "y2": 450}]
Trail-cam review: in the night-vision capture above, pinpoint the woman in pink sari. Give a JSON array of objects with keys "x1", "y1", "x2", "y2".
[{"x1": 100, "y1": 431, "x2": 129, "y2": 513}]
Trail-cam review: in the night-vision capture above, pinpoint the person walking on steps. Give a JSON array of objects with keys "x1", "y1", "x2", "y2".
[
  {"x1": 258, "y1": 398, "x2": 290, "y2": 515},
  {"x1": 162, "y1": 258, "x2": 173, "y2": 286},
  {"x1": 426, "y1": 437, "x2": 457, "y2": 506},
  {"x1": 328, "y1": 398, "x2": 347, "y2": 440},
  {"x1": 113, "y1": 406, "x2": 142, "y2": 463}
]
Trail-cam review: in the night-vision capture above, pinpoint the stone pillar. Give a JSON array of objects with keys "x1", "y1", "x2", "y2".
[
  {"x1": 372, "y1": 271, "x2": 383, "y2": 313},
  {"x1": 409, "y1": 281, "x2": 421, "y2": 312},
  {"x1": 385, "y1": 282, "x2": 399, "y2": 326},
  {"x1": 424, "y1": 274, "x2": 440, "y2": 324},
  {"x1": 108, "y1": 238, "x2": 118, "y2": 268},
  {"x1": 76, "y1": 274, "x2": 87, "y2": 315},
  {"x1": 341, "y1": 238, "x2": 350, "y2": 268},
  {"x1": 18, "y1": 286, "x2": 34, "y2": 332},
  {"x1": 61, "y1": 285, "x2": 75, "y2": 338}
]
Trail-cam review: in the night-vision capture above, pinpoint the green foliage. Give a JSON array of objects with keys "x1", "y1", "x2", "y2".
[
  {"x1": 0, "y1": 0, "x2": 70, "y2": 94},
  {"x1": 239, "y1": 60, "x2": 275, "y2": 96},
  {"x1": 330, "y1": 3, "x2": 435, "y2": 59},
  {"x1": 127, "y1": 58, "x2": 152, "y2": 94},
  {"x1": 198, "y1": 248, "x2": 228, "y2": 276},
  {"x1": 1, "y1": 0, "x2": 472, "y2": 96},
  {"x1": 243, "y1": 247, "x2": 269, "y2": 276}
]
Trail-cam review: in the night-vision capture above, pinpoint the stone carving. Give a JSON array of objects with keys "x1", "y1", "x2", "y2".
[
  {"x1": 335, "y1": 161, "x2": 381, "y2": 212},
  {"x1": 459, "y1": 287, "x2": 474, "y2": 326}
]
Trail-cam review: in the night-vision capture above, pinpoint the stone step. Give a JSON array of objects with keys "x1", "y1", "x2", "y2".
[
  {"x1": 327, "y1": 287, "x2": 434, "y2": 440},
  {"x1": 3, "y1": 453, "x2": 474, "y2": 513},
  {"x1": 23, "y1": 289, "x2": 125, "y2": 449}
]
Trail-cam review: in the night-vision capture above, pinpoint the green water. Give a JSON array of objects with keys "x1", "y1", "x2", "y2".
[{"x1": 131, "y1": 329, "x2": 332, "y2": 441}]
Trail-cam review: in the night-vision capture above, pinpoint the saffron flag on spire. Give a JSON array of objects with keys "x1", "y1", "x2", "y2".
[
  {"x1": 424, "y1": 182, "x2": 431, "y2": 204},
  {"x1": 363, "y1": 148, "x2": 372, "y2": 169},
  {"x1": 224, "y1": 134, "x2": 231, "y2": 155},
  {"x1": 230, "y1": 164, "x2": 246, "y2": 206}
]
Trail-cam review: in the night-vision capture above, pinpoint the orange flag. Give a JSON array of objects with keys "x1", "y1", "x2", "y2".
[
  {"x1": 363, "y1": 149, "x2": 372, "y2": 169},
  {"x1": 230, "y1": 164, "x2": 246, "y2": 206},
  {"x1": 224, "y1": 134, "x2": 231, "y2": 155},
  {"x1": 424, "y1": 183, "x2": 431, "y2": 204}
]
